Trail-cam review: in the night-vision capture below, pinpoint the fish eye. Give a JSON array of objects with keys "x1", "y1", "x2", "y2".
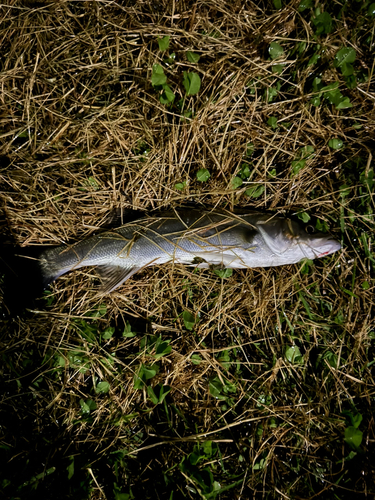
[{"x1": 305, "y1": 225, "x2": 315, "y2": 234}]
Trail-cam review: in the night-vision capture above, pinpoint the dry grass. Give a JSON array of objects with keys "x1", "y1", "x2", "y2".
[{"x1": 1, "y1": 1, "x2": 375, "y2": 499}]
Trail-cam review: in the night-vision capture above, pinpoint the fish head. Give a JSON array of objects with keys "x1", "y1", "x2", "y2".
[{"x1": 257, "y1": 218, "x2": 341, "y2": 263}]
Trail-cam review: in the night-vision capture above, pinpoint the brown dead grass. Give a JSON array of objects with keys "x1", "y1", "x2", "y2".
[{"x1": 1, "y1": 1, "x2": 375, "y2": 499}]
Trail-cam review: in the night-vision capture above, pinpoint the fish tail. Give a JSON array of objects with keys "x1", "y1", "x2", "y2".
[{"x1": 0, "y1": 246, "x2": 57, "y2": 314}]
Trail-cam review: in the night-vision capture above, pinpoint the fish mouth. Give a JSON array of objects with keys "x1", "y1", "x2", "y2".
[{"x1": 309, "y1": 238, "x2": 341, "y2": 258}]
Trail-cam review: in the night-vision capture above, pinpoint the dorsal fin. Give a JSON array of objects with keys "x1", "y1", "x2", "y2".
[{"x1": 103, "y1": 208, "x2": 146, "y2": 229}]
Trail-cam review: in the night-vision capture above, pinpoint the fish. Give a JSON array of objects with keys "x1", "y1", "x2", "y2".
[{"x1": 32, "y1": 206, "x2": 340, "y2": 295}]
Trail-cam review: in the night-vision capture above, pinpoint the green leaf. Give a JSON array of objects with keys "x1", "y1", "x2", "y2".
[
  {"x1": 273, "y1": 0, "x2": 282, "y2": 8},
  {"x1": 151, "y1": 64, "x2": 167, "y2": 86},
  {"x1": 352, "y1": 412, "x2": 363, "y2": 429},
  {"x1": 269, "y1": 42, "x2": 284, "y2": 60},
  {"x1": 240, "y1": 163, "x2": 251, "y2": 179},
  {"x1": 313, "y1": 12, "x2": 332, "y2": 35},
  {"x1": 143, "y1": 366, "x2": 157, "y2": 379},
  {"x1": 362, "y1": 281, "x2": 370, "y2": 290},
  {"x1": 122, "y1": 321, "x2": 136, "y2": 338},
  {"x1": 291, "y1": 159, "x2": 306, "y2": 176},
  {"x1": 280, "y1": 122, "x2": 291, "y2": 130},
  {"x1": 272, "y1": 64, "x2": 284, "y2": 74},
  {"x1": 265, "y1": 86, "x2": 278, "y2": 103},
  {"x1": 147, "y1": 384, "x2": 171, "y2": 404},
  {"x1": 344, "y1": 74, "x2": 357, "y2": 88},
  {"x1": 245, "y1": 185, "x2": 265, "y2": 198},
  {"x1": 298, "y1": 41, "x2": 306, "y2": 54},
  {"x1": 67, "y1": 457, "x2": 74, "y2": 480},
  {"x1": 196, "y1": 168, "x2": 210, "y2": 182},
  {"x1": 340, "y1": 63, "x2": 354, "y2": 77},
  {"x1": 183, "y1": 71, "x2": 201, "y2": 95},
  {"x1": 213, "y1": 268, "x2": 233, "y2": 279},
  {"x1": 55, "y1": 355, "x2": 65, "y2": 367},
  {"x1": 88, "y1": 304, "x2": 107, "y2": 317},
  {"x1": 209, "y1": 376, "x2": 223, "y2": 397},
  {"x1": 95, "y1": 381, "x2": 110, "y2": 394},
  {"x1": 158, "y1": 36, "x2": 170, "y2": 51},
  {"x1": 345, "y1": 451, "x2": 358, "y2": 461},
  {"x1": 253, "y1": 458, "x2": 266, "y2": 470},
  {"x1": 86, "y1": 176, "x2": 99, "y2": 190},
  {"x1": 246, "y1": 143, "x2": 254, "y2": 156},
  {"x1": 335, "y1": 48, "x2": 356, "y2": 68},
  {"x1": 344, "y1": 426, "x2": 363, "y2": 450},
  {"x1": 320, "y1": 84, "x2": 352, "y2": 109},
  {"x1": 43, "y1": 290, "x2": 54, "y2": 306},
  {"x1": 300, "y1": 258, "x2": 314, "y2": 275},
  {"x1": 297, "y1": 212, "x2": 311, "y2": 223},
  {"x1": 269, "y1": 417, "x2": 277, "y2": 428},
  {"x1": 360, "y1": 168, "x2": 374, "y2": 190},
  {"x1": 80, "y1": 399, "x2": 96, "y2": 415},
  {"x1": 203, "y1": 441, "x2": 215, "y2": 457},
  {"x1": 268, "y1": 168, "x2": 276, "y2": 177},
  {"x1": 300, "y1": 145, "x2": 315, "y2": 158},
  {"x1": 134, "y1": 364, "x2": 158, "y2": 389},
  {"x1": 369, "y1": 3, "x2": 375, "y2": 16},
  {"x1": 308, "y1": 53, "x2": 321, "y2": 66},
  {"x1": 321, "y1": 81, "x2": 339, "y2": 92},
  {"x1": 160, "y1": 83, "x2": 175, "y2": 104},
  {"x1": 165, "y1": 52, "x2": 176, "y2": 65},
  {"x1": 102, "y1": 326, "x2": 115, "y2": 340},
  {"x1": 87, "y1": 399, "x2": 96, "y2": 411},
  {"x1": 257, "y1": 394, "x2": 272, "y2": 408},
  {"x1": 285, "y1": 345, "x2": 303, "y2": 364},
  {"x1": 312, "y1": 77, "x2": 323, "y2": 93},
  {"x1": 336, "y1": 97, "x2": 352, "y2": 109},
  {"x1": 191, "y1": 354, "x2": 202, "y2": 365},
  {"x1": 322, "y1": 350, "x2": 338, "y2": 367},
  {"x1": 342, "y1": 410, "x2": 363, "y2": 429},
  {"x1": 79, "y1": 399, "x2": 90, "y2": 415},
  {"x1": 340, "y1": 184, "x2": 351, "y2": 198},
  {"x1": 322, "y1": 83, "x2": 342, "y2": 105},
  {"x1": 183, "y1": 310, "x2": 197, "y2": 330},
  {"x1": 328, "y1": 138, "x2": 344, "y2": 149},
  {"x1": 298, "y1": 0, "x2": 313, "y2": 12},
  {"x1": 155, "y1": 338, "x2": 172, "y2": 359},
  {"x1": 175, "y1": 181, "x2": 186, "y2": 190},
  {"x1": 217, "y1": 350, "x2": 231, "y2": 370},
  {"x1": 157, "y1": 384, "x2": 171, "y2": 404},
  {"x1": 232, "y1": 176, "x2": 243, "y2": 189},
  {"x1": 267, "y1": 116, "x2": 278, "y2": 129},
  {"x1": 147, "y1": 386, "x2": 159, "y2": 405},
  {"x1": 186, "y1": 51, "x2": 200, "y2": 63}
]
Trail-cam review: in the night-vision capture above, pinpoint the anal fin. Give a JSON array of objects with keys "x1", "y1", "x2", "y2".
[{"x1": 96, "y1": 265, "x2": 140, "y2": 294}]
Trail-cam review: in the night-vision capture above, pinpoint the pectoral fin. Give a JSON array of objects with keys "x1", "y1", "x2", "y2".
[{"x1": 96, "y1": 265, "x2": 140, "y2": 294}]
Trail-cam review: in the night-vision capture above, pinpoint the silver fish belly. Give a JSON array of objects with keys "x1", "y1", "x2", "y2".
[{"x1": 39, "y1": 208, "x2": 341, "y2": 293}]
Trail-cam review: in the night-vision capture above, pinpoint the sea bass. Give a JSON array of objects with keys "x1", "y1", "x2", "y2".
[{"x1": 36, "y1": 207, "x2": 340, "y2": 294}]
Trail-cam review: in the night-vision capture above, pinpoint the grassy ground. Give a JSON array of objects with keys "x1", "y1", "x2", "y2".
[{"x1": 0, "y1": 0, "x2": 374, "y2": 498}]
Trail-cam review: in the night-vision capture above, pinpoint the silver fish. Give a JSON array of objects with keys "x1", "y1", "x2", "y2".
[{"x1": 38, "y1": 207, "x2": 341, "y2": 294}]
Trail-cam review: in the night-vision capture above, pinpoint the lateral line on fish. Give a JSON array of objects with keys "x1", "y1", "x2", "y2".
[
  {"x1": 138, "y1": 225, "x2": 241, "y2": 257},
  {"x1": 132, "y1": 230, "x2": 182, "y2": 260}
]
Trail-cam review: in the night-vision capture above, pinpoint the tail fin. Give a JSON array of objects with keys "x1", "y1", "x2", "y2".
[{"x1": 0, "y1": 246, "x2": 50, "y2": 315}]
